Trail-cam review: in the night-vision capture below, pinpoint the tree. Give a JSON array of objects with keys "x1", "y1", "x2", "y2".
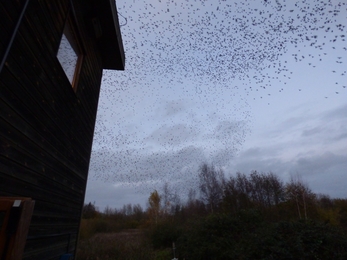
[
  {"x1": 82, "y1": 202, "x2": 98, "y2": 219},
  {"x1": 160, "y1": 182, "x2": 182, "y2": 216},
  {"x1": 285, "y1": 175, "x2": 316, "y2": 220},
  {"x1": 334, "y1": 199, "x2": 347, "y2": 230},
  {"x1": 248, "y1": 171, "x2": 285, "y2": 208},
  {"x1": 148, "y1": 190, "x2": 161, "y2": 224},
  {"x1": 104, "y1": 205, "x2": 115, "y2": 216},
  {"x1": 161, "y1": 182, "x2": 171, "y2": 215},
  {"x1": 132, "y1": 203, "x2": 144, "y2": 222},
  {"x1": 183, "y1": 188, "x2": 207, "y2": 218},
  {"x1": 223, "y1": 171, "x2": 285, "y2": 218},
  {"x1": 223, "y1": 172, "x2": 252, "y2": 213},
  {"x1": 198, "y1": 163, "x2": 225, "y2": 213}
]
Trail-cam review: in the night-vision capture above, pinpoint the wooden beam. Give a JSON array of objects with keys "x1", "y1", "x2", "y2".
[{"x1": 0, "y1": 197, "x2": 35, "y2": 260}]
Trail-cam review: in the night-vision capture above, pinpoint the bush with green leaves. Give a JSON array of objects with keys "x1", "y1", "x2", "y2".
[{"x1": 177, "y1": 210, "x2": 347, "y2": 260}]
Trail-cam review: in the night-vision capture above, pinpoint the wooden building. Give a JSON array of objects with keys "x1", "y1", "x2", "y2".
[{"x1": 0, "y1": 0, "x2": 124, "y2": 258}]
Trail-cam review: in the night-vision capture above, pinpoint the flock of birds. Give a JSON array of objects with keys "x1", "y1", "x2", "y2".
[{"x1": 88, "y1": 0, "x2": 346, "y2": 197}]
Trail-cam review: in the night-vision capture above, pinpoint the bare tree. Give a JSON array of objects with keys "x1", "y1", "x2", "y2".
[
  {"x1": 104, "y1": 205, "x2": 115, "y2": 216},
  {"x1": 249, "y1": 171, "x2": 285, "y2": 208},
  {"x1": 223, "y1": 171, "x2": 285, "y2": 214},
  {"x1": 161, "y1": 182, "x2": 171, "y2": 215},
  {"x1": 199, "y1": 163, "x2": 225, "y2": 213},
  {"x1": 285, "y1": 175, "x2": 315, "y2": 220},
  {"x1": 132, "y1": 204, "x2": 144, "y2": 222},
  {"x1": 160, "y1": 182, "x2": 181, "y2": 215}
]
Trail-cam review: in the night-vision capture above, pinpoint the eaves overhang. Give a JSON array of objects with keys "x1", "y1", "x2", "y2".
[{"x1": 91, "y1": 0, "x2": 125, "y2": 70}]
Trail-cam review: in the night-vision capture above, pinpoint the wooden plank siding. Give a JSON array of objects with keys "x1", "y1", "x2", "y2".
[{"x1": 0, "y1": 0, "x2": 124, "y2": 258}]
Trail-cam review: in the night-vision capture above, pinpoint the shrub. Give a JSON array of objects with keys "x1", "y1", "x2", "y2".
[{"x1": 148, "y1": 220, "x2": 182, "y2": 249}]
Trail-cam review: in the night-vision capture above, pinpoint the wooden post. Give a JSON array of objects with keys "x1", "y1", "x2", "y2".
[{"x1": 0, "y1": 197, "x2": 35, "y2": 260}]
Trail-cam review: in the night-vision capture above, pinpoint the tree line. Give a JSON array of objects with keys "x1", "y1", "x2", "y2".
[
  {"x1": 78, "y1": 163, "x2": 347, "y2": 259},
  {"x1": 144, "y1": 164, "x2": 347, "y2": 225}
]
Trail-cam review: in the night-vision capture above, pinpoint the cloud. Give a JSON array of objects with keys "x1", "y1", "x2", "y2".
[
  {"x1": 293, "y1": 152, "x2": 347, "y2": 198},
  {"x1": 85, "y1": 179, "x2": 148, "y2": 210},
  {"x1": 294, "y1": 152, "x2": 347, "y2": 177},
  {"x1": 89, "y1": 145, "x2": 207, "y2": 192},
  {"x1": 323, "y1": 104, "x2": 347, "y2": 120},
  {"x1": 145, "y1": 123, "x2": 198, "y2": 147},
  {"x1": 162, "y1": 99, "x2": 189, "y2": 117},
  {"x1": 231, "y1": 149, "x2": 347, "y2": 198},
  {"x1": 214, "y1": 120, "x2": 247, "y2": 141},
  {"x1": 334, "y1": 132, "x2": 347, "y2": 142},
  {"x1": 232, "y1": 151, "x2": 289, "y2": 176},
  {"x1": 229, "y1": 103, "x2": 347, "y2": 199},
  {"x1": 302, "y1": 126, "x2": 324, "y2": 137},
  {"x1": 231, "y1": 124, "x2": 347, "y2": 195}
]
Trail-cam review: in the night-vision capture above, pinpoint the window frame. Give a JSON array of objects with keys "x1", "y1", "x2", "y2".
[{"x1": 57, "y1": 5, "x2": 84, "y2": 92}]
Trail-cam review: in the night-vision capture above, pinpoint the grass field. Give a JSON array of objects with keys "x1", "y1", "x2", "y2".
[{"x1": 76, "y1": 229, "x2": 172, "y2": 260}]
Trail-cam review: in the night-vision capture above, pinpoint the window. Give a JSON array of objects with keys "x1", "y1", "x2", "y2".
[{"x1": 57, "y1": 12, "x2": 83, "y2": 92}]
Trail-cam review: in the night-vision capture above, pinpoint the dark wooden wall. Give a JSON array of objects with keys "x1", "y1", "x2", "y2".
[{"x1": 0, "y1": 0, "x2": 106, "y2": 258}]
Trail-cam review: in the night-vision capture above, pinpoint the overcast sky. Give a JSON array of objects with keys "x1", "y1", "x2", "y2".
[{"x1": 85, "y1": 0, "x2": 347, "y2": 210}]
